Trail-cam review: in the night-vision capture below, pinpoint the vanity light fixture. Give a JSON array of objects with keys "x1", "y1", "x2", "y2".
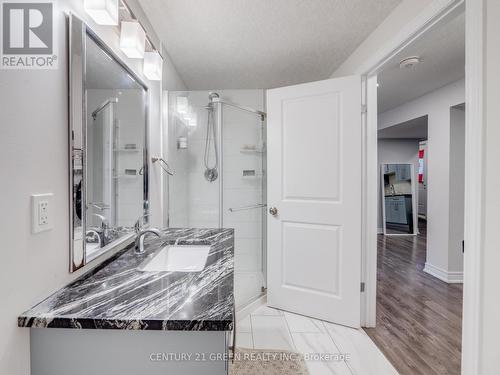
[
  {"x1": 120, "y1": 21, "x2": 146, "y2": 58},
  {"x1": 143, "y1": 51, "x2": 163, "y2": 81},
  {"x1": 84, "y1": 0, "x2": 119, "y2": 25}
]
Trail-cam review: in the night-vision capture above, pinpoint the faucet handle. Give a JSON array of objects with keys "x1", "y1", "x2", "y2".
[
  {"x1": 134, "y1": 214, "x2": 151, "y2": 233},
  {"x1": 92, "y1": 213, "x2": 108, "y2": 227}
]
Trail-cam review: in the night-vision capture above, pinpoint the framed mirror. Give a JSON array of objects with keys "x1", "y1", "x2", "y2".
[
  {"x1": 69, "y1": 14, "x2": 149, "y2": 271},
  {"x1": 381, "y1": 163, "x2": 417, "y2": 236}
]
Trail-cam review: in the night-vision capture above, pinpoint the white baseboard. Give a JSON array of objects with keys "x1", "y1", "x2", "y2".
[
  {"x1": 236, "y1": 294, "x2": 267, "y2": 321},
  {"x1": 423, "y1": 262, "x2": 463, "y2": 283}
]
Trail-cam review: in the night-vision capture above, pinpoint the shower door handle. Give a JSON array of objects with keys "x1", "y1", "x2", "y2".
[{"x1": 269, "y1": 207, "x2": 278, "y2": 216}]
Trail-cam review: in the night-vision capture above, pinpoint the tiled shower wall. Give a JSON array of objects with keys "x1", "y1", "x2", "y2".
[{"x1": 168, "y1": 90, "x2": 266, "y2": 306}]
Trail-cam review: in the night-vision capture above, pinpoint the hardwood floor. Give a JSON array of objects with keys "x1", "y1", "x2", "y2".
[{"x1": 364, "y1": 222, "x2": 463, "y2": 375}]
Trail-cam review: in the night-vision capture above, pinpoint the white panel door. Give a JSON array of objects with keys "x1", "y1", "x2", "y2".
[{"x1": 267, "y1": 76, "x2": 362, "y2": 328}]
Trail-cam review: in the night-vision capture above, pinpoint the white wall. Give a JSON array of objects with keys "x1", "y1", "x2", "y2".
[
  {"x1": 378, "y1": 80, "x2": 465, "y2": 282},
  {"x1": 377, "y1": 139, "x2": 420, "y2": 231},
  {"x1": 479, "y1": 1, "x2": 500, "y2": 371},
  {"x1": 0, "y1": 1, "x2": 186, "y2": 374},
  {"x1": 448, "y1": 107, "x2": 465, "y2": 273}
]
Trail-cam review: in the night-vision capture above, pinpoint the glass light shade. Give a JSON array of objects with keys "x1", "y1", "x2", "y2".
[
  {"x1": 84, "y1": 0, "x2": 119, "y2": 25},
  {"x1": 182, "y1": 107, "x2": 197, "y2": 127},
  {"x1": 120, "y1": 21, "x2": 146, "y2": 59},
  {"x1": 176, "y1": 97, "x2": 188, "y2": 114},
  {"x1": 143, "y1": 51, "x2": 163, "y2": 80}
]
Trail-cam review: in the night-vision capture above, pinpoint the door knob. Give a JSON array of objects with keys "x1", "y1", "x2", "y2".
[{"x1": 269, "y1": 207, "x2": 278, "y2": 216}]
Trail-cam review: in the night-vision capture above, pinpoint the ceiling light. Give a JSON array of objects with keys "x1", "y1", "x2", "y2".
[
  {"x1": 399, "y1": 56, "x2": 421, "y2": 69},
  {"x1": 143, "y1": 51, "x2": 163, "y2": 81},
  {"x1": 84, "y1": 0, "x2": 119, "y2": 25},
  {"x1": 120, "y1": 21, "x2": 146, "y2": 59}
]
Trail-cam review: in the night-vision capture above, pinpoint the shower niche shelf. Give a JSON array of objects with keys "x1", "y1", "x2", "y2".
[
  {"x1": 242, "y1": 170, "x2": 263, "y2": 179},
  {"x1": 113, "y1": 148, "x2": 140, "y2": 152},
  {"x1": 239, "y1": 148, "x2": 264, "y2": 154},
  {"x1": 239, "y1": 144, "x2": 264, "y2": 154}
]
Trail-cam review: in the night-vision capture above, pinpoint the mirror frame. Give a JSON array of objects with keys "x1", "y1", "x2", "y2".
[
  {"x1": 380, "y1": 163, "x2": 418, "y2": 236},
  {"x1": 69, "y1": 14, "x2": 150, "y2": 272}
]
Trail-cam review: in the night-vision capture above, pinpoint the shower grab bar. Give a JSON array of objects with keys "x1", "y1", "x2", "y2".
[
  {"x1": 152, "y1": 157, "x2": 175, "y2": 176},
  {"x1": 87, "y1": 202, "x2": 110, "y2": 210},
  {"x1": 228, "y1": 203, "x2": 267, "y2": 212},
  {"x1": 91, "y1": 98, "x2": 118, "y2": 119}
]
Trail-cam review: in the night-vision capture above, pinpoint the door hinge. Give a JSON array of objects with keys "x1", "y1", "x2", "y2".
[
  {"x1": 361, "y1": 105, "x2": 367, "y2": 114},
  {"x1": 360, "y1": 282, "x2": 365, "y2": 292}
]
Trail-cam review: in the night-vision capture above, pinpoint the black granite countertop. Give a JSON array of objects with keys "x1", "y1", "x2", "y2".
[{"x1": 18, "y1": 228, "x2": 234, "y2": 331}]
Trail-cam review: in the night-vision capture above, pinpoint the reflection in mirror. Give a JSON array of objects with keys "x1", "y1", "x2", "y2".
[
  {"x1": 381, "y1": 164, "x2": 416, "y2": 235},
  {"x1": 84, "y1": 34, "x2": 147, "y2": 261},
  {"x1": 69, "y1": 15, "x2": 149, "y2": 271}
]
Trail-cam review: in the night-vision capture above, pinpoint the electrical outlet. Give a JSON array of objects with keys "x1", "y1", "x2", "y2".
[{"x1": 32, "y1": 194, "x2": 53, "y2": 233}]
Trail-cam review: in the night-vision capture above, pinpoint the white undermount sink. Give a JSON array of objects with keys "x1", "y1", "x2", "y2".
[{"x1": 139, "y1": 245, "x2": 210, "y2": 272}]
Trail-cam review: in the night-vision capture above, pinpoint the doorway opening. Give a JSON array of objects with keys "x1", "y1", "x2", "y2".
[{"x1": 365, "y1": 8, "x2": 465, "y2": 375}]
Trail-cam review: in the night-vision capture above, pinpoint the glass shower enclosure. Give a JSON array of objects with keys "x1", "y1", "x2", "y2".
[{"x1": 167, "y1": 90, "x2": 266, "y2": 309}]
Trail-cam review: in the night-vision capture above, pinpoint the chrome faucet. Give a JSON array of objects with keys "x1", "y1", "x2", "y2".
[
  {"x1": 134, "y1": 214, "x2": 150, "y2": 234},
  {"x1": 86, "y1": 229, "x2": 102, "y2": 248},
  {"x1": 92, "y1": 213, "x2": 110, "y2": 244},
  {"x1": 135, "y1": 228, "x2": 161, "y2": 254},
  {"x1": 390, "y1": 184, "x2": 396, "y2": 196}
]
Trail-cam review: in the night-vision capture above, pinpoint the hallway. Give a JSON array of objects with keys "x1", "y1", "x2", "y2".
[{"x1": 364, "y1": 224, "x2": 463, "y2": 374}]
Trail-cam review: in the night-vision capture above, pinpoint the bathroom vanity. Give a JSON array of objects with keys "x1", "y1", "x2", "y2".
[{"x1": 19, "y1": 228, "x2": 234, "y2": 375}]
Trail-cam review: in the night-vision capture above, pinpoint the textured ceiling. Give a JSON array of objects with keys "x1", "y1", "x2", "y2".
[
  {"x1": 378, "y1": 12, "x2": 465, "y2": 113},
  {"x1": 139, "y1": 0, "x2": 401, "y2": 89}
]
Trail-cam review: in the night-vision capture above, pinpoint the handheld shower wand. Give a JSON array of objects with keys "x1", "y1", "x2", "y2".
[{"x1": 204, "y1": 93, "x2": 219, "y2": 182}]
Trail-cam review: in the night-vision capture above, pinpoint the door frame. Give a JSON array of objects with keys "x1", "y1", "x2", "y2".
[{"x1": 357, "y1": 0, "x2": 482, "y2": 373}]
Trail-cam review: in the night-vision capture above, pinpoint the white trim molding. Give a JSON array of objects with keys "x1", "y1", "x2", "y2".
[
  {"x1": 423, "y1": 262, "x2": 463, "y2": 284},
  {"x1": 236, "y1": 294, "x2": 267, "y2": 321},
  {"x1": 461, "y1": 0, "x2": 485, "y2": 373},
  {"x1": 360, "y1": 75, "x2": 379, "y2": 327}
]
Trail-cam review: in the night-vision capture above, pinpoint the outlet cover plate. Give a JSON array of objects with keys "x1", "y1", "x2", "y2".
[{"x1": 32, "y1": 194, "x2": 53, "y2": 233}]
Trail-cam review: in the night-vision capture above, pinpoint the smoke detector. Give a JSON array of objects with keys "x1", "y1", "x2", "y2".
[{"x1": 399, "y1": 56, "x2": 421, "y2": 69}]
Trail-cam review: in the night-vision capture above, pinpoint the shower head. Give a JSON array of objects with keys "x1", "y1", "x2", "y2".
[{"x1": 208, "y1": 92, "x2": 220, "y2": 102}]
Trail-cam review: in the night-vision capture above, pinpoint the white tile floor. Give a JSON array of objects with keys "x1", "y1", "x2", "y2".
[{"x1": 236, "y1": 305, "x2": 399, "y2": 375}]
